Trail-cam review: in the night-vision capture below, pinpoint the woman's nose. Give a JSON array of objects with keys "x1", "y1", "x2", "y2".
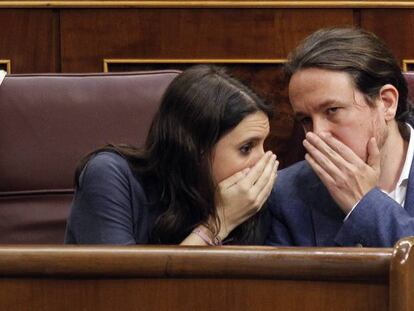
[{"x1": 250, "y1": 146, "x2": 266, "y2": 166}]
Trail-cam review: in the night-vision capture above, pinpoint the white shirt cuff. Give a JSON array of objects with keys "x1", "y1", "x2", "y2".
[{"x1": 343, "y1": 200, "x2": 360, "y2": 222}]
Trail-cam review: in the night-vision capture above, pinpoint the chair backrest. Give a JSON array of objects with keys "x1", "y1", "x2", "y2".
[
  {"x1": 404, "y1": 71, "x2": 414, "y2": 103},
  {"x1": 0, "y1": 71, "x2": 179, "y2": 243}
]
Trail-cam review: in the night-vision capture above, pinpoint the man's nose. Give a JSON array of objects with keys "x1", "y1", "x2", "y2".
[{"x1": 312, "y1": 118, "x2": 329, "y2": 135}]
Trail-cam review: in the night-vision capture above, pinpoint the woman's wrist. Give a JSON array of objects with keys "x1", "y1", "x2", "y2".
[
  {"x1": 192, "y1": 225, "x2": 222, "y2": 246},
  {"x1": 216, "y1": 218, "x2": 238, "y2": 242},
  {"x1": 180, "y1": 224, "x2": 222, "y2": 246}
]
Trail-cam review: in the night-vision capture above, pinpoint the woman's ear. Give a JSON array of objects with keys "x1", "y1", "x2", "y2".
[{"x1": 379, "y1": 84, "x2": 399, "y2": 121}]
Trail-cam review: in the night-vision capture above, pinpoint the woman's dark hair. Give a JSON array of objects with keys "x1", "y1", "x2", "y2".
[
  {"x1": 285, "y1": 27, "x2": 412, "y2": 125},
  {"x1": 75, "y1": 65, "x2": 272, "y2": 244}
]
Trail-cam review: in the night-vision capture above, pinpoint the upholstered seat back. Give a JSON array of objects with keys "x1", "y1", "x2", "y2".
[
  {"x1": 0, "y1": 71, "x2": 179, "y2": 243},
  {"x1": 404, "y1": 71, "x2": 414, "y2": 103}
]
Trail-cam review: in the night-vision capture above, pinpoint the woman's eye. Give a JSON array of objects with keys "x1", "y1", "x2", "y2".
[{"x1": 240, "y1": 143, "x2": 253, "y2": 155}]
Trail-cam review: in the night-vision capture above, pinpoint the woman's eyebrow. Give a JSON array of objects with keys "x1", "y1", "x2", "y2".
[{"x1": 238, "y1": 135, "x2": 266, "y2": 145}]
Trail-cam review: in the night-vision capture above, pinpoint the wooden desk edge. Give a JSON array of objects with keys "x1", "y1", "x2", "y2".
[{"x1": 0, "y1": 245, "x2": 392, "y2": 281}]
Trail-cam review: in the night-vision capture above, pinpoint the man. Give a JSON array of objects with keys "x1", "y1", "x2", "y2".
[{"x1": 266, "y1": 27, "x2": 414, "y2": 247}]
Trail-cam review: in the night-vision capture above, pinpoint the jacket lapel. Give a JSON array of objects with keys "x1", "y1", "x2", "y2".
[{"x1": 309, "y1": 179, "x2": 345, "y2": 246}]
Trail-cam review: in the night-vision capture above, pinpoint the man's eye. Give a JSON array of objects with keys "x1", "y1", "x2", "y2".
[
  {"x1": 240, "y1": 143, "x2": 253, "y2": 155},
  {"x1": 327, "y1": 107, "x2": 339, "y2": 115}
]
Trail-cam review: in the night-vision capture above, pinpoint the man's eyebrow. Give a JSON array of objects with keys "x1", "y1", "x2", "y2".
[{"x1": 294, "y1": 100, "x2": 343, "y2": 118}]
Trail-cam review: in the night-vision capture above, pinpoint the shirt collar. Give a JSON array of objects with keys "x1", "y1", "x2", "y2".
[{"x1": 396, "y1": 123, "x2": 414, "y2": 187}]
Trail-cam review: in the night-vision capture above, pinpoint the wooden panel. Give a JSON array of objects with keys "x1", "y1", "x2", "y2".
[
  {"x1": 1, "y1": 1, "x2": 414, "y2": 9},
  {"x1": 60, "y1": 9, "x2": 354, "y2": 72},
  {"x1": 403, "y1": 60, "x2": 414, "y2": 72},
  {"x1": 360, "y1": 9, "x2": 414, "y2": 68},
  {"x1": 0, "y1": 9, "x2": 59, "y2": 73},
  {"x1": 0, "y1": 278, "x2": 388, "y2": 311},
  {"x1": 60, "y1": 8, "x2": 353, "y2": 166},
  {"x1": 0, "y1": 246, "x2": 391, "y2": 279},
  {"x1": 390, "y1": 238, "x2": 414, "y2": 311},
  {"x1": 0, "y1": 245, "x2": 392, "y2": 311},
  {"x1": 0, "y1": 59, "x2": 11, "y2": 73}
]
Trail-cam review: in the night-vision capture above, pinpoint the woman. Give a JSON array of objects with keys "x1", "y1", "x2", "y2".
[{"x1": 65, "y1": 65, "x2": 278, "y2": 245}]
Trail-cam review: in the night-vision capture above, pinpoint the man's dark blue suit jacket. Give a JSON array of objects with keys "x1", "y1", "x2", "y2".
[{"x1": 265, "y1": 157, "x2": 414, "y2": 247}]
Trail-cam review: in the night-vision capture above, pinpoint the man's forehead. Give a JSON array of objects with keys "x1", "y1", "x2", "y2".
[
  {"x1": 289, "y1": 69, "x2": 361, "y2": 111},
  {"x1": 289, "y1": 67, "x2": 355, "y2": 91}
]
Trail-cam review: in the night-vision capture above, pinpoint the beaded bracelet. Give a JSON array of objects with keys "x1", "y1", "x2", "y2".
[{"x1": 192, "y1": 227, "x2": 222, "y2": 246}]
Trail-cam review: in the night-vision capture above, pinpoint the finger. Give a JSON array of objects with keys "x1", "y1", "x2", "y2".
[
  {"x1": 305, "y1": 132, "x2": 366, "y2": 176},
  {"x1": 303, "y1": 138, "x2": 344, "y2": 180},
  {"x1": 255, "y1": 159, "x2": 279, "y2": 209},
  {"x1": 218, "y1": 167, "x2": 250, "y2": 189},
  {"x1": 240, "y1": 151, "x2": 274, "y2": 187},
  {"x1": 305, "y1": 153, "x2": 336, "y2": 188},
  {"x1": 367, "y1": 137, "x2": 381, "y2": 170},
  {"x1": 251, "y1": 153, "x2": 277, "y2": 193},
  {"x1": 317, "y1": 132, "x2": 365, "y2": 165},
  {"x1": 305, "y1": 132, "x2": 350, "y2": 169}
]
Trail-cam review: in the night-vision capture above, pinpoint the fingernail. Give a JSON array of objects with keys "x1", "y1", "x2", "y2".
[
  {"x1": 320, "y1": 132, "x2": 331, "y2": 139},
  {"x1": 305, "y1": 132, "x2": 314, "y2": 139}
]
